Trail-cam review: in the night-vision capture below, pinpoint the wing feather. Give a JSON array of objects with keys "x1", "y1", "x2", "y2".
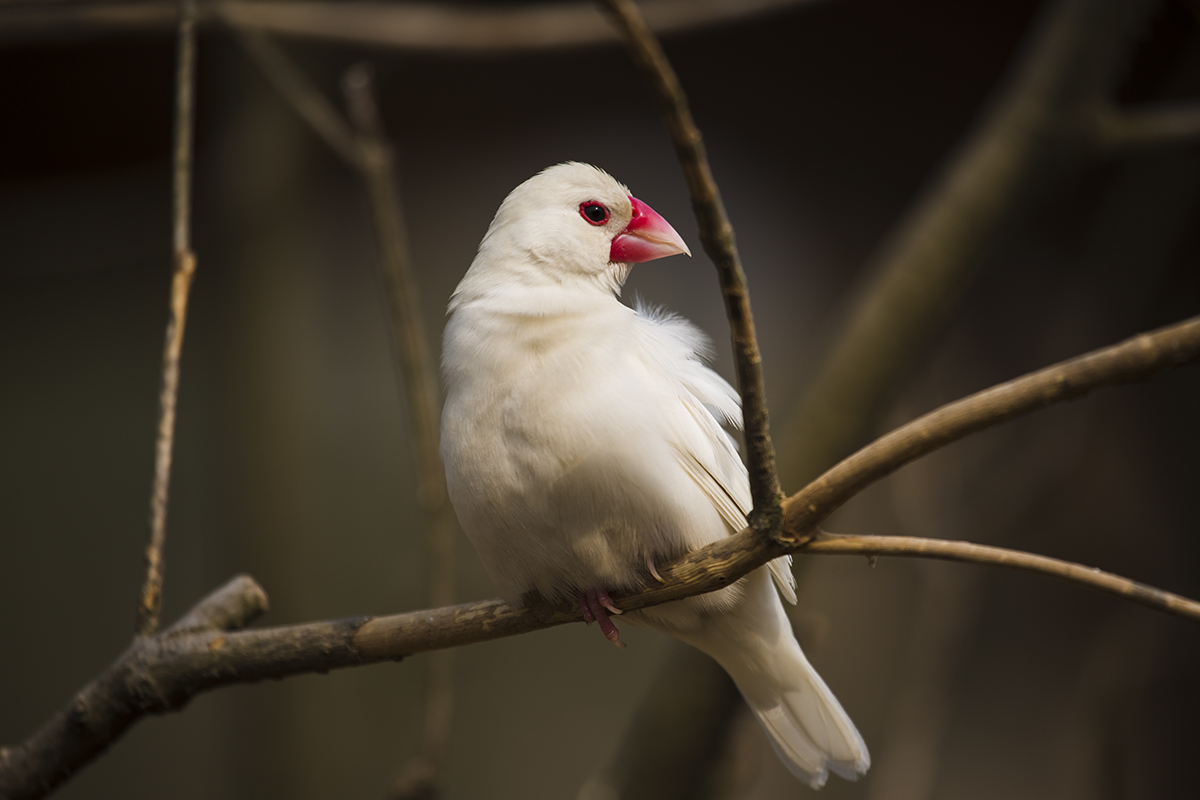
[{"x1": 638, "y1": 302, "x2": 797, "y2": 605}]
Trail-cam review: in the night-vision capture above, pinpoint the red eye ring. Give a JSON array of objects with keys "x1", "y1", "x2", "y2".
[{"x1": 579, "y1": 201, "x2": 609, "y2": 225}]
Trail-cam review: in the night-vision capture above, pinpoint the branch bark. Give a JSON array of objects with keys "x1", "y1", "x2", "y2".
[
  {"x1": 0, "y1": 576, "x2": 269, "y2": 800},
  {"x1": 4, "y1": 315, "x2": 1198, "y2": 800}
]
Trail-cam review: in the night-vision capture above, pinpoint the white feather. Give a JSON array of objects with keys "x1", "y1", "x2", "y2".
[{"x1": 440, "y1": 163, "x2": 867, "y2": 786}]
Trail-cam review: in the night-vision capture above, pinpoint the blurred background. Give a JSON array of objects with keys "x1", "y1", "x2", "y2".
[{"x1": 1, "y1": 0, "x2": 1198, "y2": 798}]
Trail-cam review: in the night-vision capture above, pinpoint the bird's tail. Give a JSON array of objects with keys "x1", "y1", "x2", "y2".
[
  {"x1": 675, "y1": 575, "x2": 869, "y2": 788},
  {"x1": 733, "y1": 636, "x2": 869, "y2": 788}
]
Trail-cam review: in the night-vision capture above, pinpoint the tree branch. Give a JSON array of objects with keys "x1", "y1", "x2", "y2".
[
  {"x1": 0, "y1": 576, "x2": 269, "y2": 800},
  {"x1": 598, "y1": 0, "x2": 784, "y2": 538},
  {"x1": 4, "y1": 316, "x2": 1197, "y2": 799},
  {"x1": 0, "y1": 0, "x2": 822, "y2": 49},
  {"x1": 804, "y1": 532, "x2": 1200, "y2": 621},
  {"x1": 138, "y1": 0, "x2": 199, "y2": 638}
]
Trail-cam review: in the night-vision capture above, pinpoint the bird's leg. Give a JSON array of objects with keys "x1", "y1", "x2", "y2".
[
  {"x1": 646, "y1": 554, "x2": 665, "y2": 584},
  {"x1": 578, "y1": 588, "x2": 626, "y2": 649}
]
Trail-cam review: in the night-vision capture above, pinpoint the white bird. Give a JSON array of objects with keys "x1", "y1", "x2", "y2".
[{"x1": 440, "y1": 162, "x2": 869, "y2": 788}]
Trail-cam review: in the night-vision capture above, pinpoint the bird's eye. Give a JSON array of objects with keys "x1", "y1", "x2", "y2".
[{"x1": 579, "y1": 202, "x2": 610, "y2": 225}]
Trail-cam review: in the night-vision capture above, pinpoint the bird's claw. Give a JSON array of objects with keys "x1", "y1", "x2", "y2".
[
  {"x1": 578, "y1": 589, "x2": 626, "y2": 649},
  {"x1": 646, "y1": 554, "x2": 665, "y2": 584}
]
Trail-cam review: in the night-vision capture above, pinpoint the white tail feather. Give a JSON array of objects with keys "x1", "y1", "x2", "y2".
[
  {"x1": 674, "y1": 571, "x2": 869, "y2": 789},
  {"x1": 744, "y1": 638, "x2": 870, "y2": 787}
]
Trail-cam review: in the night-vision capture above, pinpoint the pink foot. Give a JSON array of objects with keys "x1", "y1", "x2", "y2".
[{"x1": 577, "y1": 589, "x2": 626, "y2": 649}]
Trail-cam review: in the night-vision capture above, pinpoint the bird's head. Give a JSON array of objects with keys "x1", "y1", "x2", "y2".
[{"x1": 473, "y1": 163, "x2": 690, "y2": 296}]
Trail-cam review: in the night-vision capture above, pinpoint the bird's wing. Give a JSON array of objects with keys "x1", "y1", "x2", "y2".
[{"x1": 637, "y1": 303, "x2": 797, "y2": 605}]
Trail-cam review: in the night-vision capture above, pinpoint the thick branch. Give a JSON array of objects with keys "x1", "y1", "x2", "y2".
[
  {"x1": 138, "y1": 0, "x2": 199, "y2": 637},
  {"x1": 6, "y1": 514, "x2": 1199, "y2": 798},
  {"x1": 5, "y1": 317, "x2": 1197, "y2": 797},
  {"x1": 0, "y1": 576, "x2": 269, "y2": 800},
  {"x1": 0, "y1": 0, "x2": 820, "y2": 48},
  {"x1": 598, "y1": 0, "x2": 784, "y2": 537}
]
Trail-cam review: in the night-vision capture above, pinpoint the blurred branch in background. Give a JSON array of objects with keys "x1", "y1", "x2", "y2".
[
  {"x1": 3, "y1": 312, "x2": 1198, "y2": 800},
  {"x1": 229, "y1": 30, "x2": 458, "y2": 800},
  {"x1": 137, "y1": 0, "x2": 198, "y2": 638},
  {"x1": 866, "y1": 373, "x2": 1093, "y2": 800},
  {"x1": 778, "y1": 0, "x2": 1189, "y2": 489},
  {"x1": 0, "y1": 0, "x2": 821, "y2": 49},
  {"x1": 340, "y1": 64, "x2": 456, "y2": 800}
]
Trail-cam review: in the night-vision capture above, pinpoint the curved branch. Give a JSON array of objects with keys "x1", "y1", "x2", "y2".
[
  {"x1": 805, "y1": 533, "x2": 1200, "y2": 620},
  {"x1": 6, "y1": 519, "x2": 1199, "y2": 798},
  {"x1": 0, "y1": 0, "x2": 821, "y2": 49},
  {"x1": 4, "y1": 319, "x2": 1197, "y2": 798},
  {"x1": 0, "y1": 576, "x2": 269, "y2": 800}
]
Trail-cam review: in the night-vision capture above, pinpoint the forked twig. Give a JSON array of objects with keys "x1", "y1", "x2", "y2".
[{"x1": 5, "y1": 315, "x2": 1197, "y2": 800}]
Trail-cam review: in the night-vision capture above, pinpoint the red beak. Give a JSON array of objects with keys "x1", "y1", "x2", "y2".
[{"x1": 610, "y1": 196, "x2": 691, "y2": 264}]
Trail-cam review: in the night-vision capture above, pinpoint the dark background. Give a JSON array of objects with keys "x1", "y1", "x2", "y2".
[{"x1": 2, "y1": 1, "x2": 1198, "y2": 798}]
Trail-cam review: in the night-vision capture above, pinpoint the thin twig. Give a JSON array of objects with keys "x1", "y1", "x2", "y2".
[
  {"x1": 777, "y1": 0, "x2": 1163, "y2": 487},
  {"x1": 138, "y1": 0, "x2": 199, "y2": 638},
  {"x1": 0, "y1": 0, "x2": 823, "y2": 49},
  {"x1": 5, "y1": 315, "x2": 1198, "y2": 799},
  {"x1": 803, "y1": 533, "x2": 1200, "y2": 620},
  {"x1": 598, "y1": 0, "x2": 784, "y2": 538}
]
